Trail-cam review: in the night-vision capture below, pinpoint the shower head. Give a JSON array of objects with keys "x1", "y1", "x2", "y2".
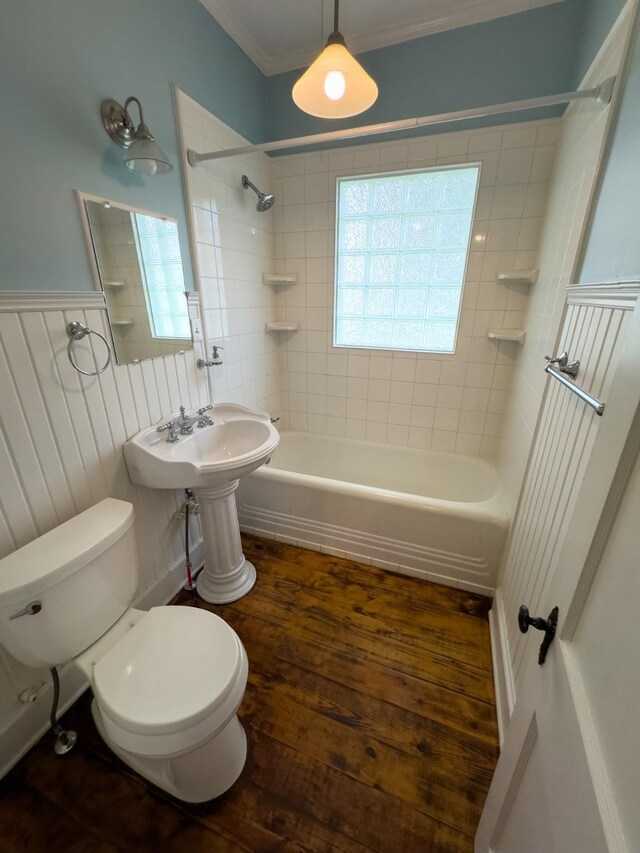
[{"x1": 241, "y1": 174, "x2": 275, "y2": 212}]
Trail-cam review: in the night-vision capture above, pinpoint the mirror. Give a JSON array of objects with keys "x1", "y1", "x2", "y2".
[{"x1": 79, "y1": 195, "x2": 194, "y2": 365}]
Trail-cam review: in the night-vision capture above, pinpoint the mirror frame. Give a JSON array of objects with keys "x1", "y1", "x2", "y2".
[{"x1": 75, "y1": 190, "x2": 196, "y2": 364}]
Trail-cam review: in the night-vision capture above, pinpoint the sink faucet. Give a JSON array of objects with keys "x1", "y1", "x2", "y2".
[
  {"x1": 177, "y1": 405, "x2": 215, "y2": 434},
  {"x1": 156, "y1": 405, "x2": 214, "y2": 441}
]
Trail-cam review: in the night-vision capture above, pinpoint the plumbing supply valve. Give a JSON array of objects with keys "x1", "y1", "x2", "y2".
[{"x1": 175, "y1": 493, "x2": 200, "y2": 520}]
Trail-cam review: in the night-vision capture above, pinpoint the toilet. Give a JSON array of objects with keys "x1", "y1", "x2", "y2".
[{"x1": 0, "y1": 498, "x2": 249, "y2": 803}]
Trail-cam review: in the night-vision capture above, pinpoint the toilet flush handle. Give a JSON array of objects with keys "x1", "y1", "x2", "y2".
[{"x1": 9, "y1": 601, "x2": 42, "y2": 620}]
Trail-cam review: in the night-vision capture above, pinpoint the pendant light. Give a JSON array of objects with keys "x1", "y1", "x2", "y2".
[{"x1": 292, "y1": 0, "x2": 378, "y2": 119}]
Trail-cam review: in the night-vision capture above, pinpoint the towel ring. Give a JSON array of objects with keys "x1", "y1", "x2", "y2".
[{"x1": 66, "y1": 321, "x2": 112, "y2": 376}]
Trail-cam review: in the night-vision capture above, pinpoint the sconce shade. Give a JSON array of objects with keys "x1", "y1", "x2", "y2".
[
  {"x1": 124, "y1": 123, "x2": 173, "y2": 175},
  {"x1": 292, "y1": 41, "x2": 378, "y2": 119}
]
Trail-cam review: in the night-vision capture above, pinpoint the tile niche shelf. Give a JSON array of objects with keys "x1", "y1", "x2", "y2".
[
  {"x1": 111, "y1": 319, "x2": 133, "y2": 327},
  {"x1": 262, "y1": 273, "x2": 298, "y2": 285},
  {"x1": 488, "y1": 328, "x2": 526, "y2": 344},
  {"x1": 104, "y1": 280, "x2": 127, "y2": 289},
  {"x1": 496, "y1": 269, "x2": 538, "y2": 285},
  {"x1": 266, "y1": 321, "x2": 300, "y2": 332}
]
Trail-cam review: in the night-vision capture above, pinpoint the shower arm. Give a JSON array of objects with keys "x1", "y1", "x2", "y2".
[
  {"x1": 242, "y1": 175, "x2": 261, "y2": 196},
  {"x1": 187, "y1": 77, "x2": 615, "y2": 166}
]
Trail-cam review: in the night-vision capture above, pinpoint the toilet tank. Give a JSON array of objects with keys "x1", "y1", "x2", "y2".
[{"x1": 0, "y1": 498, "x2": 137, "y2": 668}]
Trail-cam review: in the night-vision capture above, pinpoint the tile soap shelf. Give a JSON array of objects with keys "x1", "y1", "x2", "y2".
[
  {"x1": 497, "y1": 269, "x2": 538, "y2": 285},
  {"x1": 263, "y1": 273, "x2": 298, "y2": 285},
  {"x1": 266, "y1": 321, "x2": 300, "y2": 332},
  {"x1": 488, "y1": 328, "x2": 526, "y2": 344}
]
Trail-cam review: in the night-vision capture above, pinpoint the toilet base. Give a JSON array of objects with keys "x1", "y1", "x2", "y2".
[{"x1": 91, "y1": 700, "x2": 247, "y2": 803}]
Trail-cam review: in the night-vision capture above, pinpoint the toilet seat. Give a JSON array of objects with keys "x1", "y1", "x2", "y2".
[{"x1": 92, "y1": 606, "x2": 248, "y2": 758}]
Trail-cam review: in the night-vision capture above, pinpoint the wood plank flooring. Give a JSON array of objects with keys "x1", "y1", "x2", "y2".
[{"x1": 0, "y1": 536, "x2": 499, "y2": 852}]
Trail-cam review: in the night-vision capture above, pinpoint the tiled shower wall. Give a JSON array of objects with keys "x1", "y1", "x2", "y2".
[
  {"x1": 271, "y1": 121, "x2": 559, "y2": 456},
  {"x1": 176, "y1": 91, "x2": 281, "y2": 416}
]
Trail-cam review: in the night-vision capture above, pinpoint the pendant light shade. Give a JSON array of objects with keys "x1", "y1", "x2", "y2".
[{"x1": 292, "y1": 3, "x2": 378, "y2": 119}]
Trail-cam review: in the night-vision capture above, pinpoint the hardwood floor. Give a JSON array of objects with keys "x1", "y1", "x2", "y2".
[{"x1": 0, "y1": 536, "x2": 499, "y2": 853}]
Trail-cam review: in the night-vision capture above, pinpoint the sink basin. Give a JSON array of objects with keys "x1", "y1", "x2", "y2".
[
  {"x1": 124, "y1": 403, "x2": 279, "y2": 489},
  {"x1": 124, "y1": 403, "x2": 280, "y2": 605}
]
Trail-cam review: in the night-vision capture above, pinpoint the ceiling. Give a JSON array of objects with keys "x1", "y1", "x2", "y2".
[{"x1": 199, "y1": 0, "x2": 562, "y2": 75}]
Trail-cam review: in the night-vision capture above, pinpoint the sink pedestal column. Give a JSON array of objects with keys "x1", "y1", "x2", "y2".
[{"x1": 194, "y1": 480, "x2": 256, "y2": 604}]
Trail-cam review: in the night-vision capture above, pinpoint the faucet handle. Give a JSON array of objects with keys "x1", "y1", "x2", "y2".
[
  {"x1": 198, "y1": 404, "x2": 213, "y2": 415},
  {"x1": 156, "y1": 421, "x2": 175, "y2": 432}
]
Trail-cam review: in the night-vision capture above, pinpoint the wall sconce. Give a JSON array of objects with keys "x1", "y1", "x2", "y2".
[{"x1": 101, "y1": 97, "x2": 173, "y2": 175}]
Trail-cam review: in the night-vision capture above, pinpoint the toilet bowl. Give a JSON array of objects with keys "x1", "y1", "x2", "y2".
[
  {"x1": 77, "y1": 605, "x2": 249, "y2": 802},
  {"x1": 0, "y1": 498, "x2": 249, "y2": 803}
]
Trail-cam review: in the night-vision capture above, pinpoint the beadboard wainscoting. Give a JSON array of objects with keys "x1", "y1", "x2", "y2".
[
  {"x1": 490, "y1": 282, "x2": 639, "y2": 735},
  {"x1": 0, "y1": 290, "x2": 208, "y2": 776}
]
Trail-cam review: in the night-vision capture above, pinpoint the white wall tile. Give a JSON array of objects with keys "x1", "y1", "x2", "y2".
[
  {"x1": 186, "y1": 113, "x2": 561, "y2": 461},
  {"x1": 177, "y1": 91, "x2": 281, "y2": 420}
]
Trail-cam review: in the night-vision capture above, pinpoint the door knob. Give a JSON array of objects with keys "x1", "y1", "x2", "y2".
[{"x1": 518, "y1": 604, "x2": 559, "y2": 665}]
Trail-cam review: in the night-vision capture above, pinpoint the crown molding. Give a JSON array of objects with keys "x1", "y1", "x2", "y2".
[
  {"x1": 201, "y1": 0, "x2": 562, "y2": 76},
  {"x1": 200, "y1": 0, "x2": 274, "y2": 74}
]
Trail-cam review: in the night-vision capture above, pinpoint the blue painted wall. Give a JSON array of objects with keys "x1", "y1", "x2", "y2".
[
  {"x1": 578, "y1": 6, "x2": 640, "y2": 282},
  {"x1": 265, "y1": 1, "x2": 585, "y2": 150},
  {"x1": 0, "y1": 0, "x2": 265, "y2": 291},
  {"x1": 572, "y1": 0, "x2": 627, "y2": 83},
  {"x1": 3, "y1": 0, "x2": 633, "y2": 293}
]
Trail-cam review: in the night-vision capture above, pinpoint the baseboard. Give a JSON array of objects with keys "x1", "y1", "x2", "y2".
[
  {"x1": 0, "y1": 538, "x2": 204, "y2": 781},
  {"x1": 488, "y1": 588, "x2": 515, "y2": 745}
]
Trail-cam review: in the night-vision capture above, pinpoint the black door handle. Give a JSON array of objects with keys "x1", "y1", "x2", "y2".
[{"x1": 518, "y1": 605, "x2": 559, "y2": 665}]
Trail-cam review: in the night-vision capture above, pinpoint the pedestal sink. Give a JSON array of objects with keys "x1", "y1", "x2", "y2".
[{"x1": 124, "y1": 404, "x2": 279, "y2": 604}]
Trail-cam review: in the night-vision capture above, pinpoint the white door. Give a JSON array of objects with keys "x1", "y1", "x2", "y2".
[{"x1": 476, "y1": 292, "x2": 640, "y2": 852}]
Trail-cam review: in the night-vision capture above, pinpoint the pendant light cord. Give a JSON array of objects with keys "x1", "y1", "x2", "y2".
[{"x1": 326, "y1": 0, "x2": 345, "y2": 46}]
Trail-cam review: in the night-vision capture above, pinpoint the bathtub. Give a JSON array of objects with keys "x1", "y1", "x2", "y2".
[{"x1": 236, "y1": 431, "x2": 508, "y2": 596}]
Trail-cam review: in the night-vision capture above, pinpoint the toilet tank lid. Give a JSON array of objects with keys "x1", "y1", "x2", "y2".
[{"x1": 0, "y1": 499, "x2": 134, "y2": 608}]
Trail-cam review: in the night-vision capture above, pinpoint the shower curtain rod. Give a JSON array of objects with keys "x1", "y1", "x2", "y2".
[{"x1": 187, "y1": 77, "x2": 615, "y2": 166}]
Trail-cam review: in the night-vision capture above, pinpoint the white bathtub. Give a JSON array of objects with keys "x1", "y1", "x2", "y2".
[{"x1": 236, "y1": 431, "x2": 509, "y2": 596}]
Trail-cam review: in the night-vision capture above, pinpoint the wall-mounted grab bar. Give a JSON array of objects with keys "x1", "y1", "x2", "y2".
[{"x1": 545, "y1": 365, "x2": 605, "y2": 415}]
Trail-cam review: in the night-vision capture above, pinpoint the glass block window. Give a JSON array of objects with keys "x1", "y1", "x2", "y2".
[
  {"x1": 334, "y1": 165, "x2": 480, "y2": 352},
  {"x1": 132, "y1": 213, "x2": 190, "y2": 340}
]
